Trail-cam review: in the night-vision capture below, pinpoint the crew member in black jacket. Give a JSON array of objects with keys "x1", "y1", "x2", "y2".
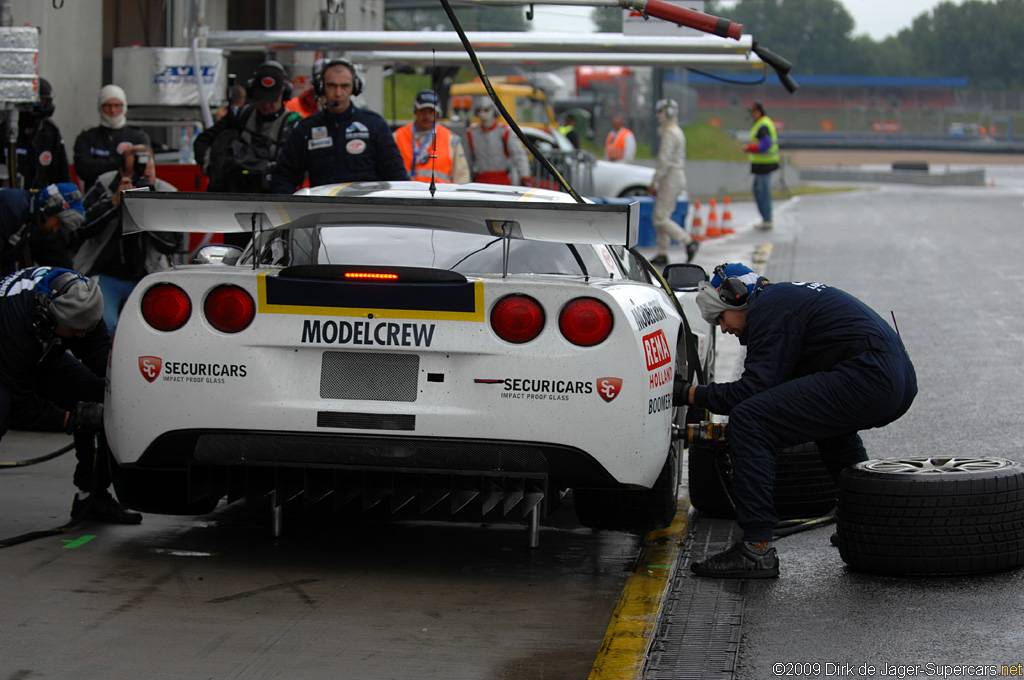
[
  {"x1": 0, "y1": 266, "x2": 141, "y2": 523},
  {"x1": 72, "y1": 84, "x2": 150, "y2": 190},
  {"x1": 0, "y1": 78, "x2": 72, "y2": 190},
  {"x1": 680, "y1": 263, "x2": 917, "y2": 579},
  {"x1": 270, "y1": 58, "x2": 407, "y2": 193}
]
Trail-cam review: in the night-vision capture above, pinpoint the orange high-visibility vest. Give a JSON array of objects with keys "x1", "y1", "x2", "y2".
[
  {"x1": 285, "y1": 89, "x2": 319, "y2": 118},
  {"x1": 395, "y1": 123, "x2": 455, "y2": 182},
  {"x1": 605, "y1": 127, "x2": 631, "y2": 161}
]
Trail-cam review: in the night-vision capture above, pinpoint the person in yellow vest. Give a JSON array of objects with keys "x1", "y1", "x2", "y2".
[
  {"x1": 604, "y1": 115, "x2": 636, "y2": 162},
  {"x1": 744, "y1": 101, "x2": 779, "y2": 230},
  {"x1": 393, "y1": 89, "x2": 470, "y2": 184},
  {"x1": 560, "y1": 113, "x2": 580, "y2": 149}
]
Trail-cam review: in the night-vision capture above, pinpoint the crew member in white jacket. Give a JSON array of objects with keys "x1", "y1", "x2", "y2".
[
  {"x1": 465, "y1": 99, "x2": 531, "y2": 186},
  {"x1": 647, "y1": 99, "x2": 698, "y2": 266}
]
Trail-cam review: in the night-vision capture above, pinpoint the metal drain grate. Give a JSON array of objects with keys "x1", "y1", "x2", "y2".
[
  {"x1": 644, "y1": 516, "x2": 745, "y2": 680},
  {"x1": 763, "y1": 239, "x2": 797, "y2": 283}
]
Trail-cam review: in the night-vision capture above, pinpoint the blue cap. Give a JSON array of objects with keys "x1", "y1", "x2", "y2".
[
  {"x1": 709, "y1": 262, "x2": 758, "y2": 294},
  {"x1": 36, "y1": 182, "x2": 84, "y2": 219},
  {"x1": 414, "y1": 89, "x2": 441, "y2": 113}
]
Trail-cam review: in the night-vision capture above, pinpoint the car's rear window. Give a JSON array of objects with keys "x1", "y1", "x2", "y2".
[{"x1": 253, "y1": 226, "x2": 605, "y2": 277}]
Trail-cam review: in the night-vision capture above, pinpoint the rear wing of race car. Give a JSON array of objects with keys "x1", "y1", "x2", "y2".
[{"x1": 119, "y1": 187, "x2": 640, "y2": 248}]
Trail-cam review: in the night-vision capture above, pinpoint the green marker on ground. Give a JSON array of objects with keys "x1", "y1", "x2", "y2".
[{"x1": 61, "y1": 535, "x2": 96, "y2": 549}]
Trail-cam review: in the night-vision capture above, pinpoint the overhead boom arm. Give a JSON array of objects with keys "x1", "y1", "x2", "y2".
[{"x1": 623, "y1": 0, "x2": 743, "y2": 40}]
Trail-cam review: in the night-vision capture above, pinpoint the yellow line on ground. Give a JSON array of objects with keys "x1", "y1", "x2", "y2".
[
  {"x1": 588, "y1": 499, "x2": 691, "y2": 680},
  {"x1": 752, "y1": 242, "x2": 774, "y2": 266}
]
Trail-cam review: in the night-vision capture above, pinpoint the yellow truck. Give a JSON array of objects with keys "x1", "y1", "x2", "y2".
[{"x1": 448, "y1": 78, "x2": 560, "y2": 130}]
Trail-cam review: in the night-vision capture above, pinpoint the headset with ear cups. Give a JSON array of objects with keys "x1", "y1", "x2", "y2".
[
  {"x1": 655, "y1": 98, "x2": 678, "y2": 119},
  {"x1": 245, "y1": 60, "x2": 293, "y2": 103},
  {"x1": 38, "y1": 270, "x2": 85, "y2": 310},
  {"x1": 713, "y1": 264, "x2": 752, "y2": 307},
  {"x1": 31, "y1": 270, "x2": 87, "y2": 338},
  {"x1": 312, "y1": 57, "x2": 363, "y2": 99}
]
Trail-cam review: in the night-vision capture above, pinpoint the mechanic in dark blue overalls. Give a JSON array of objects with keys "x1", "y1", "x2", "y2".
[
  {"x1": 0, "y1": 266, "x2": 141, "y2": 524},
  {"x1": 678, "y1": 263, "x2": 917, "y2": 578}
]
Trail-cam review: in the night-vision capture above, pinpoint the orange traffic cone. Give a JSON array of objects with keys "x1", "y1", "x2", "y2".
[
  {"x1": 721, "y1": 196, "x2": 736, "y2": 234},
  {"x1": 689, "y1": 200, "x2": 706, "y2": 242},
  {"x1": 705, "y1": 197, "x2": 723, "y2": 238}
]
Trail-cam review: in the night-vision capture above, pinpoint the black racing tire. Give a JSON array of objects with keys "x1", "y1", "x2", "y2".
[
  {"x1": 618, "y1": 186, "x2": 651, "y2": 198},
  {"x1": 112, "y1": 466, "x2": 220, "y2": 515},
  {"x1": 686, "y1": 441, "x2": 837, "y2": 521},
  {"x1": 687, "y1": 439, "x2": 735, "y2": 518},
  {"x1": 837, "y1": 457, "x2": 1024, "y2": 576},
  {"x1": 574, "y1": 447, "x2": 679, "y2": 532},
  {"x1": 773, "y1": 442, "x2": 838, "y2": 520}
]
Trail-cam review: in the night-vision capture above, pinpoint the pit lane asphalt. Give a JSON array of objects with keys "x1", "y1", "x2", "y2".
[
  {"x1": 3, "y1": 161, "x2": 1024, "y2": 679},
  {"x1": 0, "y1": 435, "x2": 647, "y2": 680},
  {"x1": 639, "y1": 159, "x2": 1024, "y2": 680}
]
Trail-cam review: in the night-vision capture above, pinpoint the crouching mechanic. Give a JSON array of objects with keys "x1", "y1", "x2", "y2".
[
  {"x1": 0, "y1": 267, "x2": 142, "y2": 524},
  {"x1": 678, "y1": 263, "x2": 916, "y2": 578}
]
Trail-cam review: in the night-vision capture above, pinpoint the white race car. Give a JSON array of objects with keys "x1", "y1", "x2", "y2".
[
  {"x1": 520, "y1": 125, "x2": 656, "y2": 198},
  {"x1": 106, "y1": 182, "x2": 713, "y2": 537}
]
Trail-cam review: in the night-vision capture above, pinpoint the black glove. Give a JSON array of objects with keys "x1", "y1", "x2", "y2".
[
  {"x1": 673, "y1": 375, "x2": 691, "y2": 407},
  {"x1": 67, "y1": 401, "x2": 103, "y2": 435}
]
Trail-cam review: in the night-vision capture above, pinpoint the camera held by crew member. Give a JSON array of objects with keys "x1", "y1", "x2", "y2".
[
  {"x1": 74, "y1": 145, "x2": 181, "y2": 334},
  {"x1": 0, "y1": 182, "x2": 85, "y2": 274},
  {"x1": 0, "y1": 266, "x2": 141, "y2": 524}
]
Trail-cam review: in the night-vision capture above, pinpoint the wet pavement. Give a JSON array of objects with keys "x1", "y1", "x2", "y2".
[
  {"x1": 0, "y1": 432, "x2": 644, "y2": 680},
  {"x1": 3, "y1": 159, "x2": 1024, "y2": 679},
  {"x1": 643, "y1": 159, "x2": 1024, "y2": 680}
]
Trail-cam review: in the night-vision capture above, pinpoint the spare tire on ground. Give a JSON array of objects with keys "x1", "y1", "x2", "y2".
[{"x1": 837, "y1": 457, "x2": 1024, "y2": 576}]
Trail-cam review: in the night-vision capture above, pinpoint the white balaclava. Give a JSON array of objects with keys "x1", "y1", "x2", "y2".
[
  {"x1": 98, "y1": 84, "x2": 127, "y2": 129},
  {"x1": 476, "y1": 102, "x2": 496, "y2": 126}
]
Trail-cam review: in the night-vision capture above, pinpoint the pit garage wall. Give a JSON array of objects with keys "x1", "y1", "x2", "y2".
[
  {"x1": 4, "y1": 0, "x2": 385, "y2": 166},
  {"x1": 4, "y1": 0, "x2": 221, "y2": 168}
]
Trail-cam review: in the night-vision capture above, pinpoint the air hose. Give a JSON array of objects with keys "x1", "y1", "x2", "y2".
[
  {"x1": 773, "y1": 511, "x2": 836, "y2": 538},
  {"x1": 0, "y1": 435, "x2": 98, "y2": 549},
  {"x1": 0, "y1": 440, "x2": 75, "y2": 468},
  {"x1": 685, "y1": 421, "x2": 837, "y2": 539}
]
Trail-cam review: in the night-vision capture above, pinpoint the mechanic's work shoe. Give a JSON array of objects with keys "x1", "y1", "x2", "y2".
[
  {"x1": 71, "y1": 491, "x2": 143, "y2": 525},
  {"x1": 830, "y1": 531, "x2": 840, "y2": 547},
  {"x1": 690, "y1": 541, "x2": 780, "y2": 579},
  {"x1": 649, "y1": 254, "x2": 668, "y2": 267},
  {"x1": 755, "y1": 220, "x2": 773, "y2": 230},
  {"x1": 686, "y1": 240, "x2": 700, "y2": 263}
]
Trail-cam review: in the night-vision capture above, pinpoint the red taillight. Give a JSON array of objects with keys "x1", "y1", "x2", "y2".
[
  {"x1": 204, "y1": 285, "x2": 255, "y2": 333},
  {"x1": 141, "y1": 283, "x2": 191, "y2": 332},
  {"x1": 491, "y1": 295, "x2": 545, "y2": 343},
  {"x1": 559, "y1": 298, "x2": 613, "y2": 346}
]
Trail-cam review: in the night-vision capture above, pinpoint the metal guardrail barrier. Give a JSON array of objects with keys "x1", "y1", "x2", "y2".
[
  {"x1": 778, "y1": 131, "x2": 1024, "y2": 154},
  {"x1": 528, "y1": 148, "x2": 596, "y2": 196}
]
